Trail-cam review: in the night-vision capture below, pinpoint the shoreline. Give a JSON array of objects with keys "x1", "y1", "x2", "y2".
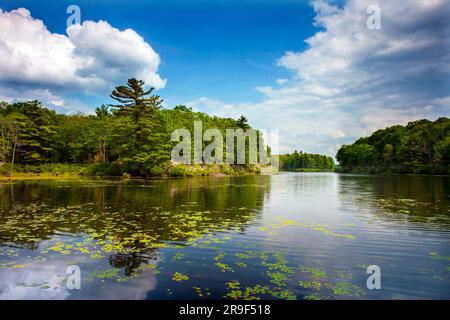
[
  {"x1": 0, "y1": 173, "x2": 253, "y2": 182},
  {"x1": 0, "y1": 174, "x2": 82, "y2": 181},
  {"x1": 0, "y1": 170, "x2": 259, "y2": 182},
  {"x1": 0, "y1": 163, "x2": 270, "y2": 181},
  {"x1": 3, "y1": 171, "x2": 449, "y2": 182}
]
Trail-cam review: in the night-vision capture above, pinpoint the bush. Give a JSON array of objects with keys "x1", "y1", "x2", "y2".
[
  {"x1": 122, "y1": 172, "x2": 131, "y2": 179},
  {"x1": 84, "y1": 162, "x2": 124, "y2": 176},
  {"x1": 1, "y1": 163, "x2": 85, "y2": 176},
  {"x1": 0, "y1": 163, "x2": 13, "y2": 176},
  {"x1": 150, "y1": 166, "x2": 164, "y2": 176},
  {"x1": 219, "y1": 164, "x2": 234, "y2": 175},
  {"x1": 1, "y1": 162, "x2": 261, "y2": 178},
  {"x1": 169, "y1": 165, "x2": 194, "y2": 177}
]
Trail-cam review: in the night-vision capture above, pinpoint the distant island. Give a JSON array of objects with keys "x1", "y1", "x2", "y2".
[
  {"x1": 279, "y1": 152, "x2": 335, "y2": 172},
  {"x1": 336, "y1": 118, "x2": 450, "y2": 175}
]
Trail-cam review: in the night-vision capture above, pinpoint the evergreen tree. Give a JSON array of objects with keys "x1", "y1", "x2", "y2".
[
  {"x1": 95, "y1": 104, "x2": 111, "y2": 120},
  {"x1": 110, "y1": 78, "x2": 169, "y2": 176},
  {"x1": 236, "y1": 115, "x2": 250, "y2": 130}
]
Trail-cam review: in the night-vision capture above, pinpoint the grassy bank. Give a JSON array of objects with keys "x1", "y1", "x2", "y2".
[
  {"x1": 0, "y1": 164, "x2": 85, "y2": 180},
  {"x1": 84, "y1": 163, "x2": 263, "y2": 178},
  {"x1": 0, "y1": 163, "x2": 264, "y2": 180}
]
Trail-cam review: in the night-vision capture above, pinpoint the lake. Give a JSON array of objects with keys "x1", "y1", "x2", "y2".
[{"x1": 0, "y1": 172, "x2": 449, "y2": 300}]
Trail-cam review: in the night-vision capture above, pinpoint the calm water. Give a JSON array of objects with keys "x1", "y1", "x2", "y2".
[{"x1": 0, "y1": 173, "x2": 449, "y2": 300}]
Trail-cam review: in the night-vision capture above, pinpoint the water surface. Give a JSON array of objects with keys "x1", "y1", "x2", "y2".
[{"x1": 0, "y1": 173, "x2": 449, "y2": 299}]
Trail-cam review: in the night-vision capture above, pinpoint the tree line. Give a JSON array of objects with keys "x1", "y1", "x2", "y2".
[
  {"x1": 279, "y1": 151, "x2": 335, "y2": 172},
  {"x1": 336, "y1": 118, "x2": 450, "y2": 174},
  {"x1": 0, "y1": 79, "x2": 257, "y2": 177}
]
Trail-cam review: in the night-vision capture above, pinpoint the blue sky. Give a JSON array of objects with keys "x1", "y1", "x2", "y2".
[
  {"x1": 0, "y1": 0, "x2": 317, "y2": 104},
  {"x1": 0, "y1": 0, "x2": 448, "y2": 155}
]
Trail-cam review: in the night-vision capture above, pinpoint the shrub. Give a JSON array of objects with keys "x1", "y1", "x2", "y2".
[
  {"x1": 0, "y1": 163, "x2": 13, "y2": 176},
  {"x1": 169, "y1": 165, "x2": 194, "y2": 177},
  {"x1": 151, "y1": 166, "x2": 164, "y2": 176}
]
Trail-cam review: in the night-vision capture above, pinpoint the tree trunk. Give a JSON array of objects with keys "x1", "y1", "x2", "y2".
[{"x1": 11, "y1": 141, "x2": 17, "y2": 167}]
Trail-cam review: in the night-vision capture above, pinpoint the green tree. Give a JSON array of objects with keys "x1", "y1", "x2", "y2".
[
  {"x1": 110, "y1": 78, "x2": 169, "y2": 176},
  {"x1": 382, "y1": 144, "x2": 394, "y2": 164},
  {"x1": 95, "y1": 104, "x2": 111, "y2": 120},
  {"x1": 280, "y1": 150, "x2": 334, "y2": 172},
  {"x1": 337, "y1": 117, "x2": 450, "y2": 174},
  {"x1": 236, "y1": 116, "x2": 250, "y2": 130},
  {"x1": 3, "y1": 113, "x2": 28, "y2": 166}
]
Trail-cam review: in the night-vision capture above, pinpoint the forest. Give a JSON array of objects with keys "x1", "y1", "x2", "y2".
[
  {"x1": 336, "y1": 118, "x2": 450, "y2": 175},
  {"x1": 0, "y1": 79, "x2": 261, "y2": 178},
  {"x1": 279, "y1": 151, "x2": 335, "y2": 172}
]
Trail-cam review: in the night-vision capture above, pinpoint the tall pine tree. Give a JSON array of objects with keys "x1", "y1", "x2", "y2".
[{"x1": 110, "y1": 78, "x2": 169, "y2": 176}]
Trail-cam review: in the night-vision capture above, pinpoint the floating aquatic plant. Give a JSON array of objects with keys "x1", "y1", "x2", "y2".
[{"x1": 172, "y1": 272, "x2": 189, "y2": 282}]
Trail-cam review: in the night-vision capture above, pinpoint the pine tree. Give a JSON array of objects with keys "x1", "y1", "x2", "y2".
[
  {"x1": 109, "y1": 78, "x2": 169, "y2": 176},
  {"x1": 95, "y1": 105, "x2": 111, "y2": 120},
  {"x1": 236, "y1": 115, "x2": 250, "y2": 130}
]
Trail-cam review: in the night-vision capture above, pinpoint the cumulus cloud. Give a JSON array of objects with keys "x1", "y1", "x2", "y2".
[
  {"x1": 187, "y1": 0, "x2": 450, "y2": 156},
  {"x1": 67, "y1": 20, "x2": 165, "y2": 90},
  {"x1": 0, "y1": 8, "x2": 165, "y2": 107}
]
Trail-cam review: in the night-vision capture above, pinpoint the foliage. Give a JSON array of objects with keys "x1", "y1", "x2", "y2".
[
  {"x1": 167, "y1": 164, "x2": 256, "y2": 177},
  {"x1": 0, "y1": 78, "x2": 258, "y2": 177},
  {"x1": 336, "y1": 118, "x2": 450, "y2": 174},
  {"x1": 280, "y1": 151, "x2": 334, "y2": 172},
  {"x1": 236, "y1": 115, "x2": 250, "y2": 130},
  {"x1": 0, "y1": 101, "x2": 57, "y2": 165}
]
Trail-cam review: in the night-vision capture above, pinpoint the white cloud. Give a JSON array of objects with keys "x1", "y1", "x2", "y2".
[
  {"x1": 0, "y1": 8, "x2": 165, "y2": 105},
  {"x1": 50, "y1": 99, "x2": 65, "y2": 107},
  {"x1": 0, "y1": 248, "x2": 159, "y2": 300},
  {"x1": 0, "y1": 86, "x2": 91, "y2": 113},
  {"x1": 187, "y1": 97, "x2": 236, "y2": 114},
  {"x1": 185, "y1": 0, "x2": 450, "y2": 156},
  {"x1": 275, "y1": 78, "x2": 288, "y2": 85},
  {"x1": 67, "y1": 20, "x2": 166, "y2": 90}
]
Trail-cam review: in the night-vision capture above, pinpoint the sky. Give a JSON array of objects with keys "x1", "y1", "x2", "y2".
[{"x1": 0, "y1": 0, "x2": 448, "y2": 156}]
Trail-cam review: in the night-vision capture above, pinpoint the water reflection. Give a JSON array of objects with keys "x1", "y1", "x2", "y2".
[
  {"x1": 0, "y1": 176, "x2": 271, "y2": 299},
  {"x1": 337, "y1": 174, "x2": 450, "y2": 227},
  {"x1": 0, "y1": 174, "x2": 449, "y2": 300}
]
